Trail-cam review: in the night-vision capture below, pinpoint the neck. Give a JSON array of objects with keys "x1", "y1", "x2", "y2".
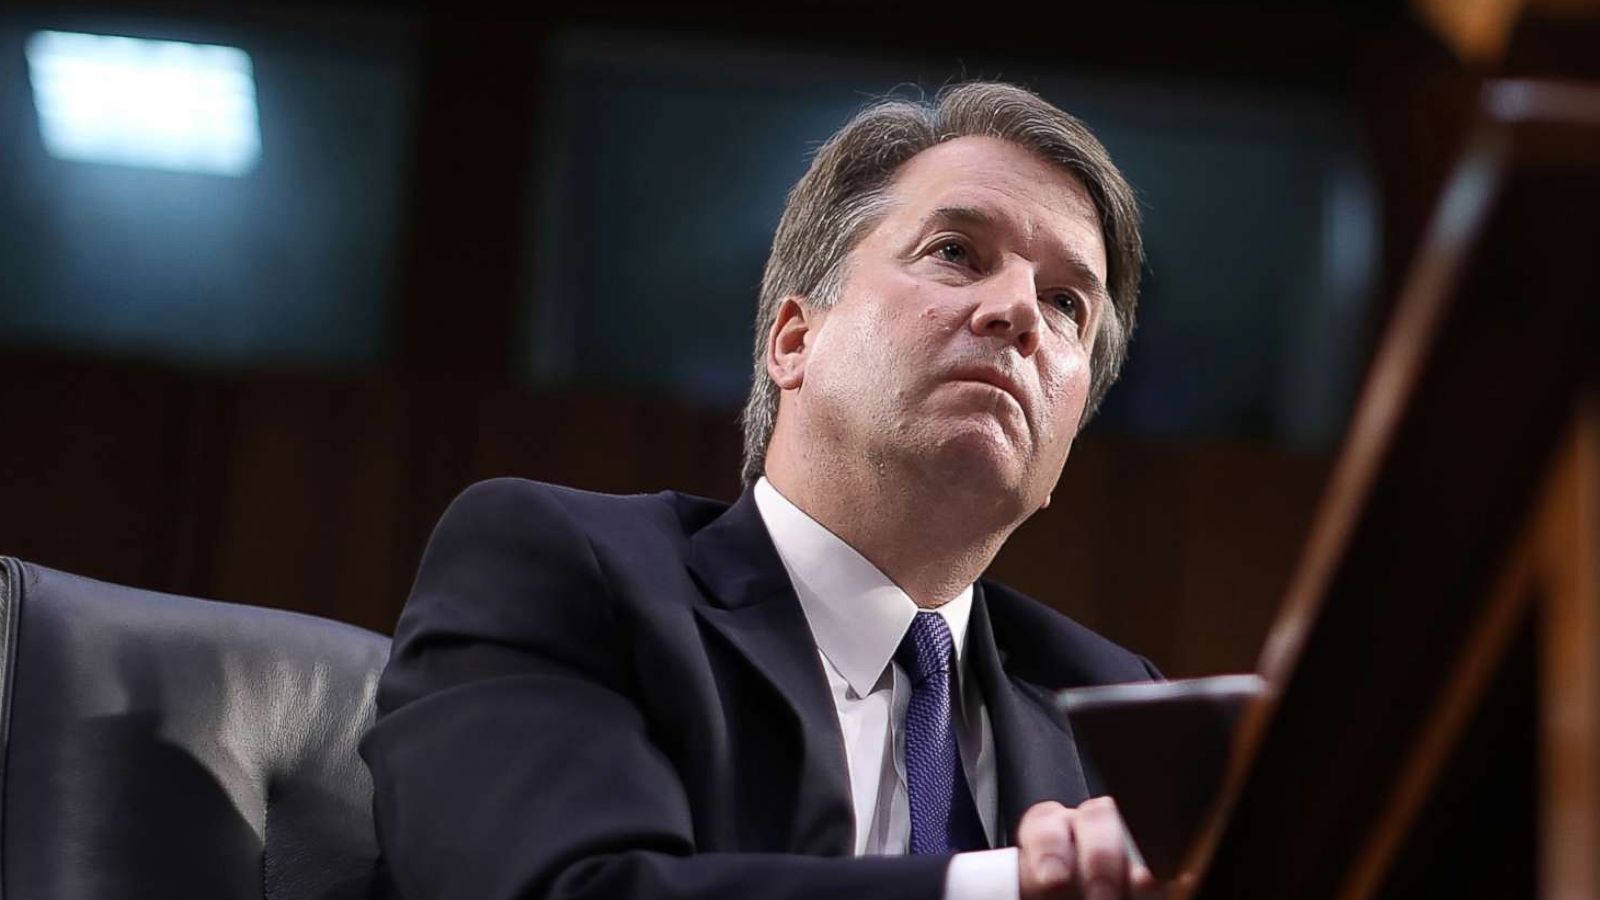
[{"x1": 765, "y1": 444, "x2": 1025, "y2": 609}]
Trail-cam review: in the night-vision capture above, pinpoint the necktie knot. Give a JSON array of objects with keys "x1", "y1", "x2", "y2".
[{"x1": 896, "y1": 612, "x2": 955, "y2": 685}]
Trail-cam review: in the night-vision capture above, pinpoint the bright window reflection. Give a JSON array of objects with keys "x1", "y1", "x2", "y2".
[{"x1": 25, "y1": 30, "x2": 262, "y2": 176}]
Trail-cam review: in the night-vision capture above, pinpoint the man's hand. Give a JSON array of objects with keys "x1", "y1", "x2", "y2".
[{"x1": 1016, "y1": 797, "x2": 1159, "y2": 900}]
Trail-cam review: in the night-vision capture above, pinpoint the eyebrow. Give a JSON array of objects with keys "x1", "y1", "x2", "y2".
[{"x1": 921, "y1": 205, "x2": 1109, "y2": 301}]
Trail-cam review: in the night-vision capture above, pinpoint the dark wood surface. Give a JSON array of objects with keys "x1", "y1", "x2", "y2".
[
  {"x1": 1185, "y1": 78, "x2": 1600, "y2": 899},
  {"x1": 1536, "y1": 396, "x2": 1600, "y2": 897}
]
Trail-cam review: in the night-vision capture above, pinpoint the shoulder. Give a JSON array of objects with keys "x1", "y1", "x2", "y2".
[
  {"x1": 415, "y1": 479, "x2": 736, "y2": 611},
  {"x1": 431, "y1": 477, "x2": 726, "y2": 549},
  {"x1": 979, "y1": 578, "x2": 1162, "y2": 685},
  {"x1": 388, "y1": 479, "x2": 727, "y2": 702},
  {"x1": 436, "y1": 476, "x2": 682, "y2": 528},
  {"x1": 403, "y1": 478, "x2": 725, "y2": 628}
]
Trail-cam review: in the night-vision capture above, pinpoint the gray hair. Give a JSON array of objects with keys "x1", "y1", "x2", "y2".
[{"x1": 739, "y1": 81, "x2": 1144, "y2": 483}]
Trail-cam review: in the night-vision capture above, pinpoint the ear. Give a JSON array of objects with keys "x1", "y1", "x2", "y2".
[
  {"x1": 1040, "y1": 492, "x2": 1052, "y2": 510},
  {"x1": 766, "y1": 297, "x2": 816, "y2": 391}
]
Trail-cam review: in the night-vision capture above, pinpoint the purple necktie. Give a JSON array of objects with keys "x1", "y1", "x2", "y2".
[{"x1": 897, "y1": 612, "x2": 988, "y2": 854}]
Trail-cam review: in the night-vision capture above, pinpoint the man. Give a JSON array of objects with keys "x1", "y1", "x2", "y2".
[{"x1": 362, "y1": 81, "x2": 1160, "y2": 900}]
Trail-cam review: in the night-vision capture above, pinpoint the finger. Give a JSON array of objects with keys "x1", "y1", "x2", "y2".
[
  {"x1": 1124, "y1": 813, "x2": 1157, "y2": 896},
  {"x1": 1072, "y1": 799, "x2": 1129, "y2": 900},
  {"x1": 1036, "y1": 818, "x2": 1076, "y2": 889},
  {"x1": 1018, "y1": 803, "x2": 1076, "y2": 890},
  {"x1": 1129, "y1": 861, "x2": 1162, "y2": 900},
  {"x1": 1018, "y1": 800, "x2": 1070, "y2": 829},
  {"x1": 1016, "y1": 801, "x2": 1070, "y2": 856}
]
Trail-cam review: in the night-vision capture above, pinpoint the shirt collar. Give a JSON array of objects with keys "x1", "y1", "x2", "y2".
[{"x1": 753, "y1": 477, "x2": 974, "y2": 698}]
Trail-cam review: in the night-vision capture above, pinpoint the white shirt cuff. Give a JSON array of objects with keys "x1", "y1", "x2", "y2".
[{"x1": 942, "y1": 847, "x2": 1020, "y2": 900}]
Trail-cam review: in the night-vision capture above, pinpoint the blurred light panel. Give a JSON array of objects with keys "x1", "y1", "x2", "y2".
[{"x1": 25, "y1": 30, "x2": 262, "y2": 176}]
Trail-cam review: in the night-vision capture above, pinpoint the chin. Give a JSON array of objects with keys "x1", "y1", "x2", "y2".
[
  {"x1": 928, "y1": 411, "x2": 1024, "y2": 459},
  {"x1": 905, "y1": 420, "x2": 1032, "y2": 509}
]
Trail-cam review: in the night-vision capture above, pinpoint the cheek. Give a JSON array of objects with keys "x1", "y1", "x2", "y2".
[
  {"x1": 1039, "y1": 350, "x2": 1093, "y2": 432},
  {"x1": 809, "y1": 273, "x2": 965, "y2": 398},
  {"x1": 806, "y1": 303, "x2": 907, "y2": 400},
  {"x1": 857, "y1": 284, "x2": 952, "y2": 355}
]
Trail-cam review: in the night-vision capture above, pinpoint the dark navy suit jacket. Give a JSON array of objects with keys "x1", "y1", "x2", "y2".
[{"x1": 361, "y1": 478, "x2": 1159, "y2": 900}]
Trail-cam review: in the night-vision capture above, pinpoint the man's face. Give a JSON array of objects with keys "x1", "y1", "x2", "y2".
[{"x1": 793, "y1": 135, "x2": 1109, "y2": 513}]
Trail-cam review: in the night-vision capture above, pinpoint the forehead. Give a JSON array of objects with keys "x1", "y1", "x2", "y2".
[{"x1": 876, "y1": 135, "x2": 1107, "y2": 278}]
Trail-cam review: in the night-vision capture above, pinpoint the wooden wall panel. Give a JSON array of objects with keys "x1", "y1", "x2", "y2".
[
  {"x1": 0, "y1": 358, "x2": 196, "y2": 589},
  {"x1": 0, "y1": 358, "x2": 1330, "y2": 676},
  {"x1": 993, "y1": 437, "x2": 1328, "y2": 678},
  {"x1": 207, "y1": 376, "x2": 412, "y2": 633}
]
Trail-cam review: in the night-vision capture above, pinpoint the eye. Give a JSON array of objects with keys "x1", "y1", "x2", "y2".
[
  {"x1": 1047, "y1": 291, "x2": 1085, "y2": 326},
  {"x1": 931, "y1": 238, "x2": 972, "y2": 266}
]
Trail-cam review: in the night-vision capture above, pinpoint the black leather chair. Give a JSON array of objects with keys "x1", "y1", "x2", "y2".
[{"x1": 0, "y1": 556, "x2": 391, "y2": 899}]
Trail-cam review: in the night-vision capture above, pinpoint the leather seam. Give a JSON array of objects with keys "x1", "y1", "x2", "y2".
[
  {"x1": 262, "y1": 776, "x2": 276, "y2": 900},
  {"x1": 0, "y1": 556, "x2": 19, "y2": 900}
]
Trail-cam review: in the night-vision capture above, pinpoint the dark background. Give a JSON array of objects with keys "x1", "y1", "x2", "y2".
[{"x1": 0, "y1": 0, "x2": 1546, "y2": 677}]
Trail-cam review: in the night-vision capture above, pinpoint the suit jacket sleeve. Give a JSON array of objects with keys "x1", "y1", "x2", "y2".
[{"x1": 361, "y1": 480, "x2": 950, "y2": 900}]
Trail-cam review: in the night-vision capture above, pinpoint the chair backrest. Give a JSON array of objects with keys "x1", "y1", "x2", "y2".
[{"x1": 0, "y1": 557, "x2": 391, "y2": 900}]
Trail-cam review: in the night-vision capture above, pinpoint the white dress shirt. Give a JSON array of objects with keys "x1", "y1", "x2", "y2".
[{"x1": 754, "y1": 478, "x2": 1021, "y2": 900}]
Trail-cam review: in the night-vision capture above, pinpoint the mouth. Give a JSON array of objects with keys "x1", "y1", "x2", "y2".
[{"x1": 946, "y1": 366, "x2": 1028, "y2": 418}]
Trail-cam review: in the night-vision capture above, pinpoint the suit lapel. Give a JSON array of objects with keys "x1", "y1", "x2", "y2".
[
  {"x1": 969, "y1": 582, "x2": 1091, "y2": 844},
  {"x1": 686, "y1": 489, "x2": 854, "y2": 856}
]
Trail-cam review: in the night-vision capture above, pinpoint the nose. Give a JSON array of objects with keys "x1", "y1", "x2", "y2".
[{"x1": 968, "y1": 260, "x2": 1041, "y2": 357}]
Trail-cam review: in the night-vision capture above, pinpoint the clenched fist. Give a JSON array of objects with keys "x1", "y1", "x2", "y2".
[{"x1": 1016, "y1": 797, "x2": 1160, "y2": 900}]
